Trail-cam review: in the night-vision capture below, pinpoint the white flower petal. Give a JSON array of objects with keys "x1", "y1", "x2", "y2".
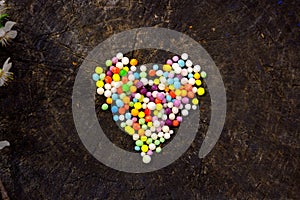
[
  {"x1": 0, "y1": 78, "x2": 4, "y2": 86},
  {"x1": 0, "y1": 140, "x2": 10, "y2": 150},
  {"x1": 3, "y1": 57, "x2": 11, "y2": 72},
  {"x1": 4, "y1": 21, "x2": 16, "y2": 32},
  {"x1": 6, "y1": 30, "x2": 17, "y2": 39}
]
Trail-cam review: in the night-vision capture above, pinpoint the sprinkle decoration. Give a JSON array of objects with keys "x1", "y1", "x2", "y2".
[{"x1": 92, "y1": 53, "x2": 207, "y2": 164}]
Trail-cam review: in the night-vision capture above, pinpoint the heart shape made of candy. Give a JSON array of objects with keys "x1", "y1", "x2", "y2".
[{"x1": 92, "y1": 52, "x2": 207, "y2": 164}]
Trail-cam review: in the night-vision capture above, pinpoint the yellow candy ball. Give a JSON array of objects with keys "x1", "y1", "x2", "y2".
[
  {"x1": 134, "y1": 102, "x2": 142, "y2": 110},
  {"x1": 192, "y1": 98, "x2": 199, "y2": 105},
  {"x1": 197, "y1": 87, "x2": 205, "y2": 96},
  {"x1": 154, "y1": 78, "x2": 160, "y2": 85},
  {"x1": 181, "y1": 90, "x2": 187, "y2": 96},
  {"x1": 175, "y1": 89, "x2": 181, "y2": 96},
  {"x1": 141, "y1": 136, "x2": 147, "y2": 142},
  {"x1": 138, "y1": 111, "x2": 145, "y2": 118},
  {"x1": 195, "y1": 80, "x2": 202, "y2": 86},
  {"x1": 112, "y1": 74, "x2": 120, "y2": 82},
  {"x1": 123, "y1": 66, "x2": 129, "y2": 72},
  {"x1": 141, "y1": 145, "x2": 148, "y2": 152},
  {"x1": 95, "y1": 66, "x2": 103, "y2": 74},
  {"x1": 194, "y1": 72, "x2": 201, "y2": 80},
  {"x1": 96, "y1": 80, "x2": 104, "y2": 88},
  {"x1": 106, "y1": 98, "x2": 113, "y2": 104},
  {"x1": 169, "y1": 85, "x2": 175, "y2": 90},
  {"x1": 163, "y1": 64, "x2": 172, "y2": 72},
  {"x1": 156, "y1": 104, "x2": 163, "y2": 111},
  {"x1": 125, "y1": 126, "x2": 134, "y2": 135},
  {"x1": 147, "y1": 122, "x2": 153, "y2": 127}
]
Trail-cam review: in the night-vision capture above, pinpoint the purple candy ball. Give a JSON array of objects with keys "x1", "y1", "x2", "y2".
[
  {"x1": 182, "y1": 97, "x2": 189, "y2": 104},
  {"x1": 176, "y1": 116, "x2": 183, "y2": 122},
  {"x1": 149, "y1": 96, "x2": 155, "y2": 102},
  {"x1": 112, "y1": 57, "x2": 118, "y2": 64},
  {"x1": 173, "y1": 100, "x2": 181, "y2": 107},
  {"x1": 157, "y1": 93, "x2": 165, "y2": 100},
  {"x1": 168, "y1": 73, "x2": 174, "y2": 78},
  {"x1": 165, "y1": 119, "x2": 172, "y2": 126},
  {"x1": 165, "y1": 108, "x2": 172, "y2": 115},
  {"x1": 140, "y1": 87, "x2": 147, "y2": 95},
  {"x1": 136, "y1": 81, "x2": 143, "y2": 89},
  {"x1": 172, "y1": 56, "x2": 179, "y2": 62},
  {"x1": 151, "y1": 85, "x2": 158, "y2": 91},
  {"x1": 106, "y1": 70, "x2": 113, "y2": 76},
  {"x1": 167, "y1": 59, "x2": 173, "y2": 65},
  {"x1": 147, "y1": 150, "x2": 153, "y2": 156},
  {"x1": 146, "y1": 92, "x2": 152, "y2": 97}
]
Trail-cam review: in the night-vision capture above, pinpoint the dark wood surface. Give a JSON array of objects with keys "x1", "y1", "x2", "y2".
[{"x1": 0, "y1": 0, "x2": 299, "y2": 199}]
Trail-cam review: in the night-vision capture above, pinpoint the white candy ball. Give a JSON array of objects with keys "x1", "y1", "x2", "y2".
[
  {"x1": 135, "y1": 93, "x2": 141, "y2": 100},
  {"x1": 142, "y1": 155, "x2": 151, "y2": 164},
  {"x1": 141, "y1": 78, "x2": 148, "y2": 85},
  {"x1": 104, "y1": 90, "x2": 111, "y2": 97},
  {"x1": 111, "y1": 87, "x2": 117, "y2": 93},
  {"x1": 158, "y1": 84, "x2": 165, "y2": 90},
  {"x1": 172, "y1": 63, "x2": 180, "y2": 69},
  {"x1": 186, "y1": 60, "x2": 193, "y2": 67},
  {"x1": 182, "y1": 109, "x2": 189, "y2": 116},
  {"x1": 97, "y1": 88, "x2": 104, "y2": 95},
  {"x1": 150, "y1": 126, "x2": 156, "y2": 132},
  {"x1": 142, "y1": 103, "x2": 147, "y2": 109},
  {"x1": 116, "y1": 62, "x2": 123, "y2": 69},
  {"x1": 188, "y1": 78, "x2": 195, "y2": 85},
  {"x1": 151, "y1": 133, "x2": 158, "y2": 140},
  {"x1": 181, "y1": 69, "x2": 188, "y2": 76},
  {"x1": 152, "y1": 91, "x2": 158, "y2": 98},
  {"x1": 140, "y1": 65, "x2": 147, "y2": 72},
  {"x1": 145, "y1": 130, "x2": 152, "y2": 137},
  {"x1": 132, "y1": 134, "x2": 139, "y2": 141},
  {"x1": 169, "y1": 113, "x2": 175, "y2": 120},
  {"x1": 172, "y1": 107, "x2": 179, "y2": 114},
  {"x1": 192, "y1": 105, "x2": 198, "y2": 110},
  {"x1": 128, "y1": 74, "x2": 135, "y2": 81},
  {"x1": 158, "y1": 132, "x2": 164, "y2": 138},
  {"x1": 187, "y1": 67, "x2": 193, "y2": 73},
  {"x1": 181, "y1": 78, "x2": 188, "y2": 85},
  {"x1": 122, "y1": 57, "x2": 129, "y2": 65},
  {"x1": 116, "y1": 52, "x2": 123, "y2": 59},
  {"x1": 148, "y1": 80, "x2": 154, "y2": 86},
  {"x1": 153, "y1": 121, "x2": 160, "y2": 127},
  {"x1": 119, "y1": 115, "x2": 125, "y2": 121},
  {"x1": 149, "y1": 143, "x2": 156, "y2": 150},
  {"x1": 164, "y1": 133, "x2": 171, "y2": 140},
  {"x1": 156, "y1": 70, "x2": 163, "y2": 76},
  {"x1": 162, "y1": 125, "x2": 170, "y2": 133},
  {"x1": 141, "y1": 152, "x2": 146, "y2": 157},
  {"x1": 185, "y1": 104, "x2": 191, "y2": 110},
  {"x1": 194, "y1": 65, "x2": 201, "y2": 72},
  {"x1": 130, "y1": 66, "x2": 137, "y2": 72},
  {"x1": 104, "y1": 83, "x2": 111, "y2": 90},
  {"x1": 126, "y1": 119, "x2": 133, "y2": 126},
  {"x1": 181, "y1": 53, "x2": 189, "y2": 60}
]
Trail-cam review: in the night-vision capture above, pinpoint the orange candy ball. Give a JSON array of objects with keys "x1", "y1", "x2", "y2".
[
  {"x1": 131, "y1": 109, "x2": 139, "y2": 116},
  {"x1": 130, "y1": 59, "x2": 138, "y2": 66},
  {"x1": 104, "y1": 76, "x2": 112, "y2": 84},
  {"x1": 111, "y1": 67, "x2": 120, "y2": 74},
  {"x1": 119, "y1": 107, "x2": 126, "y2": 115},
  {"x1": 172, "y1": 120, "x2": 180, "y2": 127},
  {"x1": 133, "y1": 123, "x2": 140, "y2": 131}
]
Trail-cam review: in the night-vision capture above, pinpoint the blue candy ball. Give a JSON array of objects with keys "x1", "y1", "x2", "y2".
[{"x1": 92, "y1": 73, "x2": 100, "y2": 81}]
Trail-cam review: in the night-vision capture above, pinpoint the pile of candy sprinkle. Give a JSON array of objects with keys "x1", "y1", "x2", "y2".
[{"x1": 92, "y1": 52, "x2": 207, "y2": 164}]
